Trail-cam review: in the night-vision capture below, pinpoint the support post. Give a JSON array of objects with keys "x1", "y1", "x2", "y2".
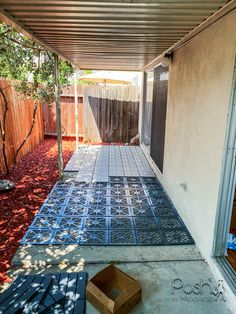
[
  {"x1": 74, "y1": 70, "x2": 79, "y2": 150},
  {"x1": 54, "y1": 53, "x2": 64, "y2": 178}
]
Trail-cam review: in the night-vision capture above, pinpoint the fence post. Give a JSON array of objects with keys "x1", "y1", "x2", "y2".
[
  {"x1": 74, "y1": 70, "x2": 79, "y2": 150},
  {"x1": 54, "y1": 53, "x2": 64, "y2": 178}
]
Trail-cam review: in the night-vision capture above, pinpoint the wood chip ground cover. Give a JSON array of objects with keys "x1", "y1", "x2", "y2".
[{"x1": 0, "y1": 139, "x2": 75, "y2": 283}]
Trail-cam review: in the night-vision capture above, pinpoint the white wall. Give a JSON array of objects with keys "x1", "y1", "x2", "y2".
[{"x1": 146, "y1": 10, "x2": 236, "y2": 260}]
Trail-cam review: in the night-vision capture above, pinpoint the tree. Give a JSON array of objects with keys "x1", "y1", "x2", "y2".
[{"x1": 0, "y1": 21, "x2": 74, "y2": 173}]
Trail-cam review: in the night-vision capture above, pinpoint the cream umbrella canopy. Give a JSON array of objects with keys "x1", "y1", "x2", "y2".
[{"x1": 78, "y1": 71, "x2": 134, "y2": 85}]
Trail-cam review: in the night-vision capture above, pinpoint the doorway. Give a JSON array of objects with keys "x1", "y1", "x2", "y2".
[{"x1": 213, "y1": 59, "x2": 236, "y2": 290}]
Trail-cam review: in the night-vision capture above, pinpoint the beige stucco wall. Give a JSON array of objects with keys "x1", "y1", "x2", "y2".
[{"x1": 152, "y1": 10, "x2": 236, "y2": 260}]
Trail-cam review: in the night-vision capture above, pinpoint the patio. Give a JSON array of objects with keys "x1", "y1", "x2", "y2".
[
  {"x1": 21, "y1": 145, "x2": 194, "y2": 246},
  {"x1": 0, "y1": 1, "x2": 235, "y2": 311}
]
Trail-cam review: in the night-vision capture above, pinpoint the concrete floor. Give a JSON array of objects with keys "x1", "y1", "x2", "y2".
[
  {"x1": 4, "y1": 150, "x2": 233, "y2": 313},
  {"x1": 7, "y1": 260, "x2": 232, "y2": 314},
  {"x1": 7, "y1": 245, "x2": 233, "y2": 314},
  {"x1": 12, "y1": 245, "x2": 202, "y2": 267},
  {"x1": 86, "y1": 262, "x2": 233, "y2": 314}
]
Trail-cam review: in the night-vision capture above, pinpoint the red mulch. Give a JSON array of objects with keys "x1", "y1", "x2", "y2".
[{"x1": 0, "y1": 138, "x2": 76, "y2": 284}]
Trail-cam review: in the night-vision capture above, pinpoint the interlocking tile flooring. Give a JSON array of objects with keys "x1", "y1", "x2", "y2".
[
  {"x1": 21, "y1": 176, "x2": 194, "y2": 246},
  {"x1": 64, "y1": 145, "x2": 155, "y2": 181}
]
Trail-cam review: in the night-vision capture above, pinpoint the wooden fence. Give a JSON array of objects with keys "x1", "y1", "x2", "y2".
[
  {"x1": 0, "y1": 80, "x2": 44, "y2": 173},
  {"x1": 83, "y1": 85, "x2": 140, "y2": 143},
  {"x1": 42, "y1": 85, "x2": 84, "y2": 138},
  {"x1": 42, "y1": 85, "x2": 140, "y2": 143},
  {"x1": 0, "y1": 82, "x2": 140, "y2": 172},
  {"x1": 0, "y1": 83, "x2": 84, "y2": 173}
]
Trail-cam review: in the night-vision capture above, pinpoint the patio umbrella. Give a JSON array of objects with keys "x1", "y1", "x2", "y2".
[{"x1": 78, "y1": 71, "x2": 133, "y2": 85}]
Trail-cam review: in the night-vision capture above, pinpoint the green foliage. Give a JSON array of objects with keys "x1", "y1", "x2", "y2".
[
  {"x1": 60, "y1": 61, "x2": 74, "y2": 85},
  {"x1": 0, "y1": 21, "x2": 74, "y2": 104}
]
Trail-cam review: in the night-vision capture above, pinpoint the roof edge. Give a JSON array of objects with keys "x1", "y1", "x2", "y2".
[{"x1": 142, "y1": 0, "x2": 236, "y2": 72}]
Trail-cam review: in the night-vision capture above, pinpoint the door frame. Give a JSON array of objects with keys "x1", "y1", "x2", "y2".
[
  {"x1": 213, "y1": 57, "x2": 236, "y2": 291},
  {"x1": 140, "y1": 62, "x2": 162, "y2": 148},
  {"x1": 139, "y1": 71, "x2": 147, "y2": 145}
]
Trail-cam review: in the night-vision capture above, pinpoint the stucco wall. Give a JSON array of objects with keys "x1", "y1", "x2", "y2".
[{"x1": 152, "y1": 10, "x2": 236, "y2": 260}]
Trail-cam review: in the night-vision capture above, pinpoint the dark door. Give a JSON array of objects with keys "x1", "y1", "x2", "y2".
[{"x1": 150, "y1": 66, "x2": 169, "y2": 173}]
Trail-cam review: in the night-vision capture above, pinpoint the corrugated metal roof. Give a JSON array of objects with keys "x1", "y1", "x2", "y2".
[{"x1": 0, "y1": 0, "x2": 230, "y2": 71}]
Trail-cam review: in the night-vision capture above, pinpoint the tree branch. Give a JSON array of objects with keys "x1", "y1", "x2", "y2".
[
  {"x1": 0, "y1": 87, "x2": 9, "y2": 173},
  {"x1": 13, "y1": 102, "x2": 39, "y2": 166},
  {"x1": 8, "y1": 36, "x2": 45, "y2": 52}
]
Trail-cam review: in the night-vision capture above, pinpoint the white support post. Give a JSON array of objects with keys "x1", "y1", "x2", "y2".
[
  {"x1": 139, "y1": 71, "x2": 146, "y2": 143},
  {"x1": 74, "y1": 70, "x2": 79, "y2": 150},
  {"x1": 54, "y1": 53, "x2": 64, "y2": 178}
]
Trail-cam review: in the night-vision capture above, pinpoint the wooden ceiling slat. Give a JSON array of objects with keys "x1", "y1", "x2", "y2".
[
  {"x1": 0, "y1": 0, "x2": 226, "y2": 4},
  {"x1": 47, "y1": 48, "x2": 169, "y2": 52},
  {"x1": 42, "y1": 37, "x2": 180, "y2": 41},
  {"x1": 1, "y1": 2, "x2": 225, "y2": 10},
  {"x1": 62, "y1": 53, "x2": 162, "y2": 56},
  {"x1": 45, "y1": 43, "x2": 170, "y2": 47},
  {"x1": 11, "y1": 13, "x2": 208, "y2": 21},
  {"x1": 16, "y1": 18, "x2": 201, "y2": 25},
  {"x1": 54, "y1": 48, "x2": 166, "y2": 51},
  {"x1": 26, "y1": 25, "x2": 193, "y2": 30},
  {"x1": 35, "y1": 31, "x2": 187, "y2": 37},
  {"x1": 31, "y1": 30, "x2": 189, "y2": 35},
  {"x1": 6, "y1": 8, "x2": 219, "y2": 15},
  {"x1": 43, "y1": 42, "x2": 171, "y2": 46}
]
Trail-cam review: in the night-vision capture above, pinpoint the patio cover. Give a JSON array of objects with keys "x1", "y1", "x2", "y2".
[{"x1": 0, "y1": 0, "x2": 234, "y2": 71}]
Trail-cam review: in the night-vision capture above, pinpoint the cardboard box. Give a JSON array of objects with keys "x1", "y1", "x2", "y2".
[{"x1": 86, "y1": 264, "x2": 142, "y2": 314}]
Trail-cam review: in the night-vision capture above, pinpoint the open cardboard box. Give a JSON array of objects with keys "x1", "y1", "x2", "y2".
[{"x1": 86, "y1": 264, "x2": 142, "y2": 314}]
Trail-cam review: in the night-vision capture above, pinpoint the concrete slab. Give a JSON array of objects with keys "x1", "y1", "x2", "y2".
[
  {"x1": 12, "y1": 245, "x2": 202, "y2": 267},
  {"x1": 7, "y1": 261, "x2": 233, "y2": 314}
]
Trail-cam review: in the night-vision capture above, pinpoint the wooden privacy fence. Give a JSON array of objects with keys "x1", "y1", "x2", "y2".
[
  {"x1": 0, "y1": 80, "x2": 44, "y2": 173},
  {"x1": 83, "y1": 85, "x2": 140, "y2": 143},
  {"x1": 42, "y1": 85, "x2": 84, "y2": 138},
  {"x1": 43, "y1": 85, "x2": 140, "y2": 143}
]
